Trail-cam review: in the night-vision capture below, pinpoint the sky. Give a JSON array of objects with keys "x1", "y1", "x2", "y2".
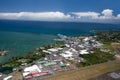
[{"x1": 0, "y1": 0, "x2": 120, "y2": 23}]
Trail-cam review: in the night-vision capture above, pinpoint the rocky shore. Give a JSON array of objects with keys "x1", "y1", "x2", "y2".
[{"x1": 0, "y1": 50, "x2": 10, "y2": 56}]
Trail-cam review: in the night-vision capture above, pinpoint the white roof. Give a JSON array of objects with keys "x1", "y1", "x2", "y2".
[
  {"x1": 57, "y1": 48, "x2": 63, "y2": 50},
  {"x1": 24, "y1": 65, "x2": 41, "y2": 73},
  {"x1": 61, "y1": 53, "x2": 72, "y2": 58},
  {"x1": 84, "y1": 37, "x2": 90, "y2": 41},
  {"x1": 70, "y1": 48, "x2": 76, "y2": 51},
  {"x1": 66, "y1": 63, "x2": 70, "y2": 66},
  {"x1": 23, "y1": 72, "x2": 29, "y2": 77},
  {"x1": 3, "y1": 75, "x2": 12, "y2": 80},
  {"x1": 42, "y1": 50, "x2": 51, "y2": 54},
  {"x1": 53, "y1": 54, "x2": 57, "y2": 56},
  {"x1": 65, "y1": 44, "x2": 70, "y2": 47},
  {"x1": 70, "y1": 48, "x2": 78, "y2": 53},
  {"x1": 69, "y1": 57, "x2": 74, "y2": 60},
  {"x1": 78, "y1": 45, "x2": 84, "y2": 48},
  {"x1": 48, "y1": 48, "x2": 58, "y2": 52},
  {"x1": 61, "y1": 51, "x2": 73, "y2": 58},
  {"x1": 65, "y1": 51, "x2": 73, "y2": 55},
  {"x1": 44, "y1": 57, "x2": 48, "y2": 60},
  {"x1": 80, "y1": 50, "x2": 89, "y2": 54}
]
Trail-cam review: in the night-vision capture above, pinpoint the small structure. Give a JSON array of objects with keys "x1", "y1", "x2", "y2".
[
  {"x1": 23, "y1": 65, "x2": 42, "y2": 79},
  {"x1": 65, "y1": 44, "x2": 70, "y2": 47},
  {"x1": 79, "y1": 50, "x2": 89, "y2": 54},
  {"x1": 42, "y1": 50, "x2": 51, "y2": 54},
  {"x1": 44, "y1": 62, "x2": 57, "y2": 67},
  {"x1": 38, "y1": 61, "x2": 46, "y2": 64},
  {"x1": 61, "y1": 51, "x2": 73, "y2": 59},
  {"x1": 60, "y1": 62, "x2": 66, "y2": 67},
  {"x1": 24, "y1": 65, "x2": 41, "y2": 73},
  {"x1": 83, "y1": 37, "x2": 90, "y2": 41},
  {"x1": 48, "y1": 48, "x2": 58, "y2": 52}
]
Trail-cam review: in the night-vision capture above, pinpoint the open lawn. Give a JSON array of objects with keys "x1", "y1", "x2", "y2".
[{"x1": 41, "y1": 60, "x2": 120, "y2": 80}]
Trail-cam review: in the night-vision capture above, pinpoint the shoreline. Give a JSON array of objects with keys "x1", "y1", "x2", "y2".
[
  {"x1": 0, "y1": 31, "x2": 118, "y2": 80},
  {"x1": 0, "y1": 30, "x2": 120, "y2": 80},
  {"x1": 0, "y1": 32, "x2": 57, "y2": 64}
]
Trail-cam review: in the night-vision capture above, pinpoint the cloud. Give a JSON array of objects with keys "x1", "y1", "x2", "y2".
[
  {"x1": 100, "y1": 9, "x2": 114, "y2": 19},
  {"x1": 102, "y1": 9, "x2": 113, "y2": 17},
  {"x1": 117, "y1": 14, "x2": 120, "y2": 19},
  {"x1": 0, "y1": 9, "x2": 120, "y2": 23},
  {"x1": 71, "y1": 9, "x2": 120, "y2": 23},
  {"x1": 0, "y1": 12, "x2": 73, "y2": 21},
  {"x1": 71, "y1": 12, "x2": 100, "y2": 19}
]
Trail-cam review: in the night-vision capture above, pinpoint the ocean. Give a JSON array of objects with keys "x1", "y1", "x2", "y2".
[{"x1": 0, "y1": 20, "x2": 120, "y2": 64}]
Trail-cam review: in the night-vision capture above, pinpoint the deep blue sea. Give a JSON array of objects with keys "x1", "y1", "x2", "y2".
[{"x1": 0, "y1": 20, "x2": 120, "y2": 64}]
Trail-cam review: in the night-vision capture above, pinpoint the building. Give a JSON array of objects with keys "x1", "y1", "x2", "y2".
[{"x1": 23, "y1": 65, "x2": 42, "y2": 79}]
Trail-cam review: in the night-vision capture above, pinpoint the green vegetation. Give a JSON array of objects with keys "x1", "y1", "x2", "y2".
[
  {"x1": 77, "y1": 49, "x2": 114, "y2": 67},
  {"x1": 3, "y1": 61, "x2": 21, "y2": 68},
  {"x1": 2, "y1": 42, "x2": 62, "y2": 68},
  {"x1": 41, "y1": 41, "x2": 64, "y2": 50},
  {"x1": 2, "y1": 56, "x2": 24, "y2": 68},
  {"x1": 3, "y1": 51, "x2": 48, "y2": 68},
  {"x1": 95, "y1": 30, "x2": 120, "y2": 51},
  {"x1": 95, "y1": 30, "x2": 120, "y2": 42},
  {"x1": 26, "y1": 52, "x2": 48, "y2": 61}
]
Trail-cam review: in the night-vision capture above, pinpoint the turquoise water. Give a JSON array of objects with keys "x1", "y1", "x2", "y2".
[{"x1": 0, "y1": 31, "x2": 57, "y2": 64}]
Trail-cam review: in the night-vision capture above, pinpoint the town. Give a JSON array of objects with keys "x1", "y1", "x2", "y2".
[{"x1": 0, "y1": 34, "x2": 114, "y2": 80}]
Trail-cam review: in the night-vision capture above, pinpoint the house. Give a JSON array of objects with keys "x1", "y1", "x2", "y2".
[
  {"x1": 60, "y1": 51, "x2": 73, "y2": 59},
  {"x1": 48, "y1": 48, "x2": 58, "y2": 52},
  {"x1": 79, "y1": 50, "x2": 89, "y2": 54},
  {"x1": 23, "y1": 65, "x2": 41, "y2": 79}
]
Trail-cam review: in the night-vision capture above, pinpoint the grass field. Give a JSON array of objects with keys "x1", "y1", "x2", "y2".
[{"x1": 41, "y1": 60, "x2": 120, "y2": 80}]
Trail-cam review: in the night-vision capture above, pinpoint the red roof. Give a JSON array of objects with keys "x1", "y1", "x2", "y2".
[
  {"x1": 25, "y1": 75, "x2": 32, "y2": 79},
  {"x1": 30, "y1": 69, "x2": 39, "y2": 75},
  {"x1": 32, "y1": 74, "x2": 40, "y2": 77}
]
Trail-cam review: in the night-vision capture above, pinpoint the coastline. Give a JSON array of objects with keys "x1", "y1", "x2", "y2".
[
  {"x1": 0, "y1": 31, "x2": 57, "y2": 64},
  {"x1": 1, "y1": 31, "x2": 119, "y2": 80}
]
